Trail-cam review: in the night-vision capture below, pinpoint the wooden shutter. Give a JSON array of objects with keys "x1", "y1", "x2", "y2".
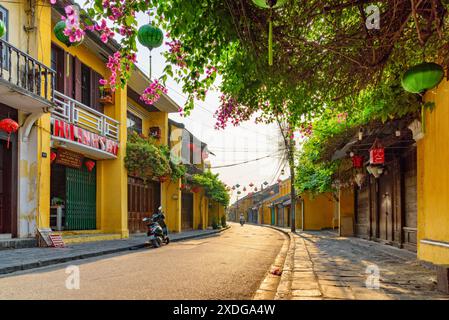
[
  {"x1": 64, "y1": 53, "x2": 75, "y2": 98},
  {"x1": 73, "y1": 56, "x2": 82, "y2": 101},
  {"x1": 90, "y1": 70, "x2": 103, "y2": 113}
]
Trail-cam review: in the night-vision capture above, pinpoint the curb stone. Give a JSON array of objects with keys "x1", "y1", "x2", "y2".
[
  {"x1": 253, "y1": 226, "x2": 290, "y2": 300},
  {"x1": 0, "y1": 226, "x2": 231, "y2": 276}
]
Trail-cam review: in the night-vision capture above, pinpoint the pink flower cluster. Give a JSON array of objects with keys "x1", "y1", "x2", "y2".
[
  {"x1": 166, "y1": 40, "x2": 187, "y2": 68},
  {"x1": 299, "y1": 123, "x2": 313, "y2": 138},
  {"x1": 336, "y1": 112, "x2": 348, "y2": 123},
  {"x1": 205, "y1": 66, "x2": 217, "y2": 79},
  {"x1": 140, "y1": 79, "x2": 168, "y2": 105},
  {"x1": 62, "y1": 5, "x2": 85, "y2": 43},
  {"x1": 95, "y1": 19, "x2": 115, "y2": 43},
  {"x1": 214, "y1": 95, "x2": 250, "y2": 130}
]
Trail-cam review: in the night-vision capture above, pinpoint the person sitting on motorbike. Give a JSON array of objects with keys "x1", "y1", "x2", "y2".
[{"x1": 239, "y1": 214, "x2": 245, "y2": 225}]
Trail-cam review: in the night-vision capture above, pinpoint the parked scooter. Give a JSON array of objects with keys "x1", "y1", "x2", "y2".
[{"x1": 143, "y1": 206, "x2": 170, "y2": 248}]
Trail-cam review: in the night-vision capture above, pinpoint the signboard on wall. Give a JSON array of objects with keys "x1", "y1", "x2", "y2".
[
  {"x1": 55, "y1": 149, "x2": 84, "y2": 169},
  {"x1": 51, "y1": 119, "x2": 119, "y2": 156}
]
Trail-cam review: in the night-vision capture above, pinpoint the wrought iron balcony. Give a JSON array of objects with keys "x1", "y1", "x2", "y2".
[
  {"x1": 53, "y1": 91, "x2": 119, "y2": 141},
  {"x1": 0, "y1": 38, "x2": 55, "y2": 112}
]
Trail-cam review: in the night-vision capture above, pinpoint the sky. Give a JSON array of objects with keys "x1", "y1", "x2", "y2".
[{"x1": 76, "y1": 4, "x2": 290, "y2": 202}]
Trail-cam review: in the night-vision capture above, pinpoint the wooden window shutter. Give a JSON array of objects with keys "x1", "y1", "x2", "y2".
[
  {"x1": 73, "y1": 56, "x2": 82, "y2": 101},
  {"x1": 90, "y1": 70, "x2": 103, "y2": 113},
  {"x1": 64, "y1": 53, "x2": 75, "y2": 98}
]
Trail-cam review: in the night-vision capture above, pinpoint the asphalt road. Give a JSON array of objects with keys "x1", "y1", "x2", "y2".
[{"x1": 0, "y1": 223, "x2": 285, "y2": 300}]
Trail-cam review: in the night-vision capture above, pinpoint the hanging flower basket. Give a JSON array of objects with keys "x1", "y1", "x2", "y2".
[
  {"x1": 53, "y1": 20, "x2": 84, "y2": 47},
  {"x1": 401, "y1": 62, "x2": 444, "y2": 94}
]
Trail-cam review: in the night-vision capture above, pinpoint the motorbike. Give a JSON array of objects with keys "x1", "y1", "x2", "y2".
[
  {"x1": 143, "y1": 206, "x2": 170, "y2": 248},
  {"x1": 240, "y1": 217, "x2": 245, "y2": 226}
]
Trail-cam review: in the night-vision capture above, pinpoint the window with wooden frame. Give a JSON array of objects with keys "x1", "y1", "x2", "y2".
[
  {"x1": 0, "y1": 5, "x2": 9, "y2": 69},
  {"x1": 127, "y1": 111, "x2": 143, "y2": 135}
]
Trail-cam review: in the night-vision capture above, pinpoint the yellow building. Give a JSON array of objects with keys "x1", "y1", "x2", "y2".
[{"x1": 0, "y1": 1, "x2": 222, "y2": 246}]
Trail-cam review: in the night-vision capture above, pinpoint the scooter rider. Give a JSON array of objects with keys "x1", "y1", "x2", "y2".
[{"x1": 239, "y1": 213, "x2": 245, "y2": 226}]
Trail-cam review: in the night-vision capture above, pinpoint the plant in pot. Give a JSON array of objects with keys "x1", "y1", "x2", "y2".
[{"x1": 99, "y1": 86, "x2": 114, "y2": 104}]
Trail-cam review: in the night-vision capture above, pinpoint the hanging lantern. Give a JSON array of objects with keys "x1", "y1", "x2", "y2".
[
  {"x1": 0, "y1": 118, "x2": 19, "y2": 148},
  {"x1": 232, "y1": 186, "x2": 236, "y2": 190},
  {"x1": 50, "y1": 151, "x2": 57, "y2": 163},
  {"x1": 53, "y1": 21, "x2": 83, "y2": 47},
  {"x1": 137, "y1": 24, "x2": 164, "y2": 50},
  {"x1": 180, "y1": 183, "x2": 186, "y2": 190},
  {"x1": 369, "y1": 139, "x2": 385, "y2": 165},
  {"x1": 254, "y1": 187, "x2": 258, "y2": 192},
  {"x1": 192, "y1": 186, "x2": 200, "y2": 193},
  {"x1": 158, "y1": 176, "x2": 169, "y2": 183},
  {"x1": 401, "y1": 62, "x2": 444, "y2": 94},
  {"x1": 252, "y1": 0, "x2": 287, "y2": 66},
  {"x1": 281, "y1": 169, "x2": 285, "y2": 175},
  {"x1": 243, "y1": 187, "x2": 247, "y2": 192},
  {"x1": 354, "y1": 173, "x2": 366, "y2": 188},
  {"x1": 249, "y1": 182, "x2": 254, "y2": 187},
  {"x1": 85, "y1": 160, "x2": 95, "y2": 172},
  {"x1": 352, "y1": 155, "x2": 364, "y2": 168},
  {"x1": 0, "y1": 20, "x2": 7, "y2": 38}
]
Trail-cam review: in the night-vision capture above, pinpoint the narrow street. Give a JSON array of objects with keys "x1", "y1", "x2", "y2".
[{"x1": 0, "y1": 224, "x2": 285, "y2": 300}]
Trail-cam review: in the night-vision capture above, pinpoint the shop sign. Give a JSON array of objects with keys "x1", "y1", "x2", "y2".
[
  {"x1": 55, "y1": 149, "x2": 84, "y2": 169},
  {"x1": 51, "y1": 119, "x2": 119, "y2": 156}
]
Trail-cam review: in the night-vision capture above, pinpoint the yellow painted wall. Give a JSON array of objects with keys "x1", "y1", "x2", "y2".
[
  {"x1": 193, "y1": 190, "x2": 207, "y2": 230},
  {"x1": 417, "y1": 79, "x2": 449, "y2": 264},
  {"x1": 338, "y1": 187, "x2": 355, "y2": 236},
  {"x1": 302, "y1": 192, "x2": 334, "y2": 230}
]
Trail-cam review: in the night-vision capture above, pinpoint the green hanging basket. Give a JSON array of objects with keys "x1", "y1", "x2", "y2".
[
  {"x1": 401, "y1": 62, "x2": 444, "y2": 94},
  {"x1": 137, "y1": 24, "x2": 164, "y2": 50},
  {"x1": 53, "y1": 21, "x2": 83, "y2": 47},
  {"x1": 252, "y1": 0, "x2": 287, "y2": 9},
  {"x1": 0, "y1": 20, "x2": 6, "y2": 38}
]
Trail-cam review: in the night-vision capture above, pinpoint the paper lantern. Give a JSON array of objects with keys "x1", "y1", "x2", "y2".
[
  {"x1": 249, "y1": 182, "x2": 254, "y2": 187},
  {"x1": 50, "y1": 151, "x2": 57, "y2": 163},
  {"x1": 192, "y1": 186, "x2": 200, "y2": 193},
  {"x1": 401, "y1": 62, "x2": 444, "y2": 94},
  {"x1": 352, "y1": 155, "x2": 364, "y2": 168},
  {"x1": 85, "y1": 160, "x2": 95, "y2": 172},
  {"x1": 0, "y1": 20, "x2": 6, "y2": 38},
  {"x1": 369, "y1": 140, "x2": 385, "y2": 165},
  {"x1": 137, "y1": 24, "x2": 163, "y2": 50},
  {"x1": 0, "y1": 118, "x2": 19, "y2": 148},
  {"x1": 158, "y1": 176, "x2": 169, "y2": 183}
]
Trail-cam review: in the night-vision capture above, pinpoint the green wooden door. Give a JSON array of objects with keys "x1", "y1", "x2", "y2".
[
  {"x1": 65, "y1": 164, "x2": 96, "y2": 230},
  {"x1": 271, "y1": 207, "x2": 275, "y2": 225}
]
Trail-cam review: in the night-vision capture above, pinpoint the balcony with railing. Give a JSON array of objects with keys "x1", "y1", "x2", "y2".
[
  {"x1": 51, "y1": 91, "x2": 120, "y2": 159},
  {"x1": 0, "y1": 38, "x2": 55, "y2": 112}
]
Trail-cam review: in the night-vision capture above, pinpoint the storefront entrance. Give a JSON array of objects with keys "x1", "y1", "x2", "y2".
[
  {"x1": 0, "y1": 105, "x2": 17, "y2": 236},
  {"x1": 50, "y1": 150, "x2": 97, "y2": 231},
  {"x1": 181, "y1": 192, "x2": 194, "y2": 230}
]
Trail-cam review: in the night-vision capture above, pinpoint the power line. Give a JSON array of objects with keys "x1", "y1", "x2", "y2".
[{"x1": 210, "y1": 151, "x2": 283, "y2": 169}]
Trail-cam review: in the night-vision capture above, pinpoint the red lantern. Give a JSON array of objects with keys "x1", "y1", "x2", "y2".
[
  {"x1": 369, "y1": 139, "x2": 385, "y2": 165},
  {"x1": 0, "y1": 118, "x2": 19, "y2": 148},
  {"x1": 85, "y1": 160, "x2": 95, "y2": 172},
  {"x1": 50, "y1": 151, "x2": 57, "y2": 163},
  {"x1": 192, "y1": 186, "x2": 200, "y2": 193},
  {"x1": 158, "y1": 176, "x2": 169, "y2": 183},
  {"x1": 180, "y1": 183, "x2": 186, "y2": 190},
  {"x1": 352, "y1": 155, "x2": 364, "y2": 168}
]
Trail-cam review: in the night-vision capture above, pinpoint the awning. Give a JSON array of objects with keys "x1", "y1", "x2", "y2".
[{"x1": 283, "y1": 199, "x2": 291, "y2": 206}]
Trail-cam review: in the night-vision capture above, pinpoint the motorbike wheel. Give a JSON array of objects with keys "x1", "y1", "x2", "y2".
[
  {"x1": 165, "y1": 237, "x2": 170, "y2": 245},
  {"x1": 151, "y1": 239, "x2": 160, "y2": 248}
]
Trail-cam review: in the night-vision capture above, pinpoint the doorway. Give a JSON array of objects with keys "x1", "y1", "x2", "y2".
[
  {"x1": 377, "y1": 169, "x2": 394, "y2": 243},
  {"x1": 181, "y1": 192, "x2": 194, "y2": 230},
  {"x1": 0, "y1": 140, "x2": 12, "y2": 234}
]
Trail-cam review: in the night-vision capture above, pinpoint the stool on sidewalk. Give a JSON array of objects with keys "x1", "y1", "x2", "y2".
[{"x1": 437, "y1": 265, "x2": 449, "y2": 294}]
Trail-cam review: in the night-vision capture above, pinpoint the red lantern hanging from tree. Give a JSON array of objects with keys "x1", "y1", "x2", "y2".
[
  {"x1": 369, "y1": 139, "x2": 385, "y2": 165},
  {"x1": 0, "y1": 118, "x2": 19, "y2": 148},
  {"x1": 352, "y1": 155, "x2": 364, "y2": 168},
  {"x1": 85, "y1": 160, "x2": 96, "y2": 172},
  {"x1": 192, "y1": 186, "x2": 200, "y2": 193}
]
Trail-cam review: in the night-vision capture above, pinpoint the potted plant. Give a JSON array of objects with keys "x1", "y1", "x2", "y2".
[{"x1": 100, "y1": 86, "x2": 114, "y2": 104}]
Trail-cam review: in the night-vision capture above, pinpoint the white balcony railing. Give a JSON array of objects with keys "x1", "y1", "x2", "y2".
[{"x1": 53, "y1": 91, "x2": 119, "y2": 141}]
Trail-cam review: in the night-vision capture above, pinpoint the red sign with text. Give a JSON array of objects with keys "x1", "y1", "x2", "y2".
[{"x1": 51, "y1": 119, "x2": 119, "y2": 156}]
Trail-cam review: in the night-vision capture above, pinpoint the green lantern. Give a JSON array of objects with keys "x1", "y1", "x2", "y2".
[
  {"x1": 251, "y1": 0, "x2": 287, "y2": 66},
  {"x1": 401, "y1": 62, "x2": 444, "y2": 94},
  {"x1": 0, "y1": 20, "x2": 6, "y2": 38},
  {"x1": 137, "y1": 24, "x2": 164, "y2": 50},
  {"x1": 53, "y1": 21, "x2": 83, "y2": 47}
]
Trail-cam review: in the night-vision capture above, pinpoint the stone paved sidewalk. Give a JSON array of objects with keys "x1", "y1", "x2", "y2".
[
  {"x1": 0, "y1": 228, "x2": 228, "y2": 276},
  {"x1": 273, "y1": 229, "x2": 449, "y2": 300}
]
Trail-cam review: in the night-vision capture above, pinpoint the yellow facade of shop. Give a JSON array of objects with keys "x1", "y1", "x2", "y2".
[{"x1": 418, "y1": 79, "x2": 449, "y2": 265}]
